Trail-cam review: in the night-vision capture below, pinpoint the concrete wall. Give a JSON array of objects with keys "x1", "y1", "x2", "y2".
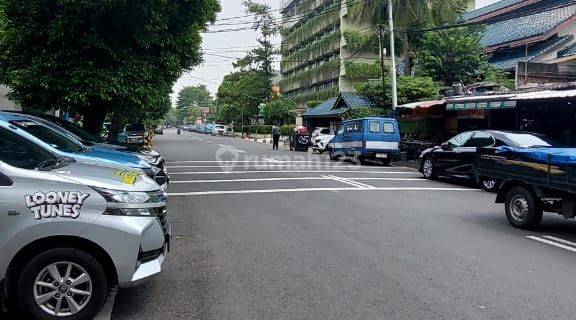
[{"x1": 0, "y1": 85, "x2": 20, "y2": 111}]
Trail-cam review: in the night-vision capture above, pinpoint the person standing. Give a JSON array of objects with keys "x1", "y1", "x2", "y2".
[{"x1": 272, "y1": 125, "x2": 281, "y2": 150}]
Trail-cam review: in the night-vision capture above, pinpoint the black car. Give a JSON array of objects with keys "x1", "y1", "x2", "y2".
[{"x1": 419, "y1": 130, "x2": 561, "y2": 191}]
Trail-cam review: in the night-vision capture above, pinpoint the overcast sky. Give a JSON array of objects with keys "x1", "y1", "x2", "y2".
[
  {"x1": 169, "y1": 0, "x2": 500, "y2": 105},
  {"x1": 170, "y1": 0, "x2": 281, "y2": 105}
]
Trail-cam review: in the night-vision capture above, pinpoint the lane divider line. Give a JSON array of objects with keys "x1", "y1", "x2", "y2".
[
  {"x1": 541, "y1": 235, "x2": 576, "y2": 248},
  {"x1": 168, "y1": 165, "x2": 362, "y2": 169},
  {"x1": 324, "y1": 175, "x2": 375, "y2": 189},
  {"x1": 169, "y1": 170, "x2": 419, "y2": 175},
  {"x1": 168, "y1": 187, "x2": 476, "y2": 197},
  {"x1": 170, "y1": 177, "x2": 427, "y2": 184},
  {"x1": 526, "y1": 236, "x2": 576, "y2": 253}
]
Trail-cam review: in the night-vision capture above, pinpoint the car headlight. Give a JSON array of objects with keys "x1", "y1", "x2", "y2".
[{"x1": 93, "y1": 187, "x2": 151, "y2": 203}]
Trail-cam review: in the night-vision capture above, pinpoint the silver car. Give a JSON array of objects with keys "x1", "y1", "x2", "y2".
[{"x1": 0, "y1": 122, "x2": 170, "y2": 319}]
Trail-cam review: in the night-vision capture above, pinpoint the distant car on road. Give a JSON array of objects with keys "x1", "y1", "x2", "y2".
[
  {"x1": 154, "y1": 125, "x2": 164, "y2": 135},
  {"x1": 313, "y1": 133, "x2": 334, "y2": 153},
  {"x1": 311, "y1": 127, "x2": 331, "y2": 146},
  {"x1": 118, "y1": 123, "x2": 146, "y2": 145},
  {"x1": 212, "y1": 124, "x2": 226, "y2": 136},
  {"x1": 419, "y1": 130, "x2": 561, "y2": 191}
]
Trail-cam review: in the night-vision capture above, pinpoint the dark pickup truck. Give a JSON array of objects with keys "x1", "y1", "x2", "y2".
[{"x1": 477, "y1": 146, "x2": 576, "y2": 229}]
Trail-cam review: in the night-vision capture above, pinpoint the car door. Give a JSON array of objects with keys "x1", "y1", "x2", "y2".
[
  {"x1": 433, "y1": 131, "x2": 474, "y2": 175},
  {"x1": 347, "y1": 121, "x2": 364, "y2": 156},
  {"x1": 461, "y1": 131, "x2": 496, "y2": 176}
]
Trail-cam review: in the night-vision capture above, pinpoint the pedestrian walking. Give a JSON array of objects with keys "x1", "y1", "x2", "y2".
[{"x1": 272, "y1": 125, "x2": 281, "y2": 150}]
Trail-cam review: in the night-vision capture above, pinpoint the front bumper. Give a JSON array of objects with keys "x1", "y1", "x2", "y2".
[{"x1": 80, "y1": 210, "x2": 171, "y2": 288}]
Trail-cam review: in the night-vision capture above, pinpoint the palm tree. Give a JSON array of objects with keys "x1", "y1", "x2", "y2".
[{"x1": 347, "y1": 0, "x2": 466, "y2": 74}]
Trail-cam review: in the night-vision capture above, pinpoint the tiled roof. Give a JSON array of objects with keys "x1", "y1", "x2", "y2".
[
  {"x1": 558, "y1": 41, "x2": 576, "y2": 58},
  {"x1": 464, "y1": 0, "x2": 525, "y2": 21},
  {"x1": 302, "y1": 98, "x2": 337, "y2": 117},
  {"x1": 339, "y1": 92, "x2": 375, "y2": 109},
  {"x1": 302, "y1": 93, "x2": 375, "y2": 118},
  {"x1": 490, "y1": 36, "x2": 573, "y2": 70},
  {"x1": 481, "y1": 4, "x2": 576, "y2": 48}
]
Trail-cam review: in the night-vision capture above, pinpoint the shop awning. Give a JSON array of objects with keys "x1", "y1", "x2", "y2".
[{"x1": 445, "y1": 94, "x2": 517, "y2": 111}]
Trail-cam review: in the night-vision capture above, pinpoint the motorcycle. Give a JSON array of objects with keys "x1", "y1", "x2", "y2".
[{"x1": 177, "y1": 128, "x2": 181, "y2": 135}]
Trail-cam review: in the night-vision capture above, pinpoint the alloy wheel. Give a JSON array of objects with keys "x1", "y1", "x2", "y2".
[{"x1": 33, "y1": 261, "x2": 93, "y2": 317}]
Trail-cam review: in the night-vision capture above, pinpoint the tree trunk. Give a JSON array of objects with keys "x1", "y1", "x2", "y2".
[
  {"x1": 82, "y1": 107, "x2": 108, "y2": 136},
  {"x1": 109, "y1": 116, "x2": 125, "y2": 143}
]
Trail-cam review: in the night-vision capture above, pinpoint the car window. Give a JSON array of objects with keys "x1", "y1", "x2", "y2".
[
  {"x1": 383, "y1": 122, "x2": 395, "y2": 134},
  {"x1": 0, "y1": 127, "x2": 56, "y2": 170},
  {"x1": 447, "y1": 132, "x2": 474, "y2": 148},
  {"x1": 321, "y1": 128, "x2": 331, "y2": 135},
  {"x1": 369, "y1": 121, "x2": 381, "y2": 133},
  {"x1": 345, "y1": 123, "x2": 354, "y2": 134},
  {"x1": 9, "y1": 120, "x2": 85, "y2": 153},
  {"x1": 464, "y1": 132, "x2": 495, "y2": 148},
  {"x1": 126, "y1": 124, "x2": 145, "y2": 132},
  {"x1": 337, "y1": 125, "x2": 344, "y2": 134},
  {"x1": 502, "y1": 132, "x2": 562, "y2": 148}
]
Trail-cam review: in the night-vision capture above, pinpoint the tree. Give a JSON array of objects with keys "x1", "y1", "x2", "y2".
[
  {"x1": 163, "y1": 107, "x2": 179, "y2": 126},
  {"x1": 347, "y1": 0, "x2": 467, "y2": 74},
  {"x1": 342, "y1": 107, "x2": 381, "y2": 120},
  {"x1": 0, "y1": 0, "x2": 220, "y2": 134},
  {"x1": 415, "y1": 26, "x2": 492, "y2": 86},
  {"x1": 176, "y1": 85, "x2": 214, "y2": 123},
  {"x1": 356, "y1": 76, "x2": 440, "y2": 110},
  {"x1": 260, "y1": 99, "x2": 296, "y2": 125},
  {"x1": 217, "y1": 71, "x2": 270, "y2": 125}
]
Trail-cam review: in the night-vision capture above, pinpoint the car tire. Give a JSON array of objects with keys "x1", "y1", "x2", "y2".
[
  {"x1": 480, "y1": 179, "x2": 500, "y2": 192},
  {"x1": 422, "y1": 157, "x2": 436, "y2": 179},
  {"x1": 17, "y1": 248, "x2": 108, "y2": 320},
  {"x1": 504, "y1": 186, "x2": 543, "y2": 230},
  {"x1": 329, "y1": 150, "x2": 340, "y2": 161}
]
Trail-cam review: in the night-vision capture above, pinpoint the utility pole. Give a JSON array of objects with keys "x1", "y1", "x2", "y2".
[
  {"x1": 388, "y1": 0, "x2": 398, "y2": 112},
  {"x1": 378, "y1": 25, "x2": 387, "y2": 112}
]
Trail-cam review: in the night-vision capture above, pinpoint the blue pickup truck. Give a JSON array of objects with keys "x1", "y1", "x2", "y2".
[{"x1": 477, "y1": 135, "x2": 576, "y2": 229}]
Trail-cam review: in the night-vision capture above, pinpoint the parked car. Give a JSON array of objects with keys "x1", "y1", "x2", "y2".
[
  {"x1": 4, "y1": 111, "x2": 167, "y2": 171},
  {"x1": 0, "y1": 112, "x2": 168, "y2": 188},
  {"x1": 0, "y1": 121, "x2": 170, "y2": 319},
  {"x1": 118, "y1": 123, "x2": 146, "y2": 145},
  {"x1": 212, "y1": 124, "x2": 226, "y2": 136},
  {"x1": 477, "y1": 139, "x2": 576, "y2": 229},
  {"x1": 329, "y1": 117, "x2": 400, "y2": 165},
  {"x1": 154, "y1": 125, "x2": 164, "y2": 135},
  {"x1": 419, "y1": 130, "x2": 560, "y2": 191},
  {"x1": 313, "y1": 133, "x2": 335, "y2": 153},
  {"x1": 311, "y1": 127, "x2": 331, "y2": 146}
]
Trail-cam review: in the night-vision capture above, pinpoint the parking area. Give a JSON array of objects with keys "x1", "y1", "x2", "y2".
[{"x1": 86, "y1": 130, "x2": 576, "y2": 320}]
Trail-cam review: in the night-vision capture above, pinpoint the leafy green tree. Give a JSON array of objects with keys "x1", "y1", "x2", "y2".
[
  {"x1": 356, "y1": 76, "x2": 440, "y2": 110},
  {"x1": 342, "y1": 107, "x2": 381, "y2": 120},
  {"x1": 347, "y1": 0, "x2": 467, "y2": 74},
  {"x1": 185, "y1": 106, "x2": 205, "y2": 124},
  {"x1": 176, "y1": 85, "x2": 214, "y2": 123},
  {"x1": 217, "y1": 71, "x2": 270, "y2": 126},
  {"x1": 163, "y1": 108, "x2": 179, "y2": 126},
  {"x1": 415, "y1": 26, "x2": 493, "y2": 86},
  {"x1": 260, "y1": 99, "x2": 296, "y2": 125},
  {"x1": 0, "y1": 0, "x2": 220, "y2": 134}
]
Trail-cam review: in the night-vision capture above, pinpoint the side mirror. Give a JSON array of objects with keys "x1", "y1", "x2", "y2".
[{"x1": 440, "y1": 142, "x2": 451, "y2": 151}]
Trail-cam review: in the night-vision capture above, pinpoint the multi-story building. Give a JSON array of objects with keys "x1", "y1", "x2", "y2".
[{"x1": 279, "y1": 0, "x2": 382, "y2": 115}]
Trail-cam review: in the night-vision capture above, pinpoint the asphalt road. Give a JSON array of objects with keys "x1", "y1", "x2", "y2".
[{"x1": 104, "y1": 130, "x2": 576, "y2": 320}]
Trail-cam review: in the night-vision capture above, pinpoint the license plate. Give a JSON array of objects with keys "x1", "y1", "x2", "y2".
[{"x1": 376, "y1": 153, "x2": 388, "y2": 159}]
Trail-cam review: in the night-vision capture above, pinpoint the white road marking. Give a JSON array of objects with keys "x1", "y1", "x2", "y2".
[
  {"x1": 171, "y1": 177, "x2": 424, "y2": 184},
  {"x1": 166, "y1": 160, "x2": 346, "y2": 164},
  {"x1": 172, "y1": 177, "x2": 331, "y2": 183},
  {"x1": 324, "y1": 175, "x2": 375, "y2": 189},
  {"x1": 526, "y1": 236, "x2": 576, "y2": 253},
  {"x1": 168, "y1": 187, "x2": 475, "y2": 197},
  {"x1": 234, "y1": 149, "x2": 247, "y2": 153},
  {"x1": 94, "y1": 287, "x2": 117, "y2": 320},
  {"x1": 168, "y1": 165, "x2": 360, "y2": 169},
  {"x1": 541, "y1": 236, "x2": 576, "y2": 248},
  {"x1": 170, "y1": 170, "x2": 419, "y2": 175}
]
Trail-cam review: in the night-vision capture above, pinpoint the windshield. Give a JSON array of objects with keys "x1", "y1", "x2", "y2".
[
  {"x1": 126, "y1": 124, "x2": 145, "y2": 132},
  {"x1": 57, "y1": 118, "x2": 104, "y2": 143},
  {"x1": 502, "y1": 132, "x2": 563, "y2": 148},
  {"x1": 10, "y1": 120, "x2": 86, "y2": 153}
]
